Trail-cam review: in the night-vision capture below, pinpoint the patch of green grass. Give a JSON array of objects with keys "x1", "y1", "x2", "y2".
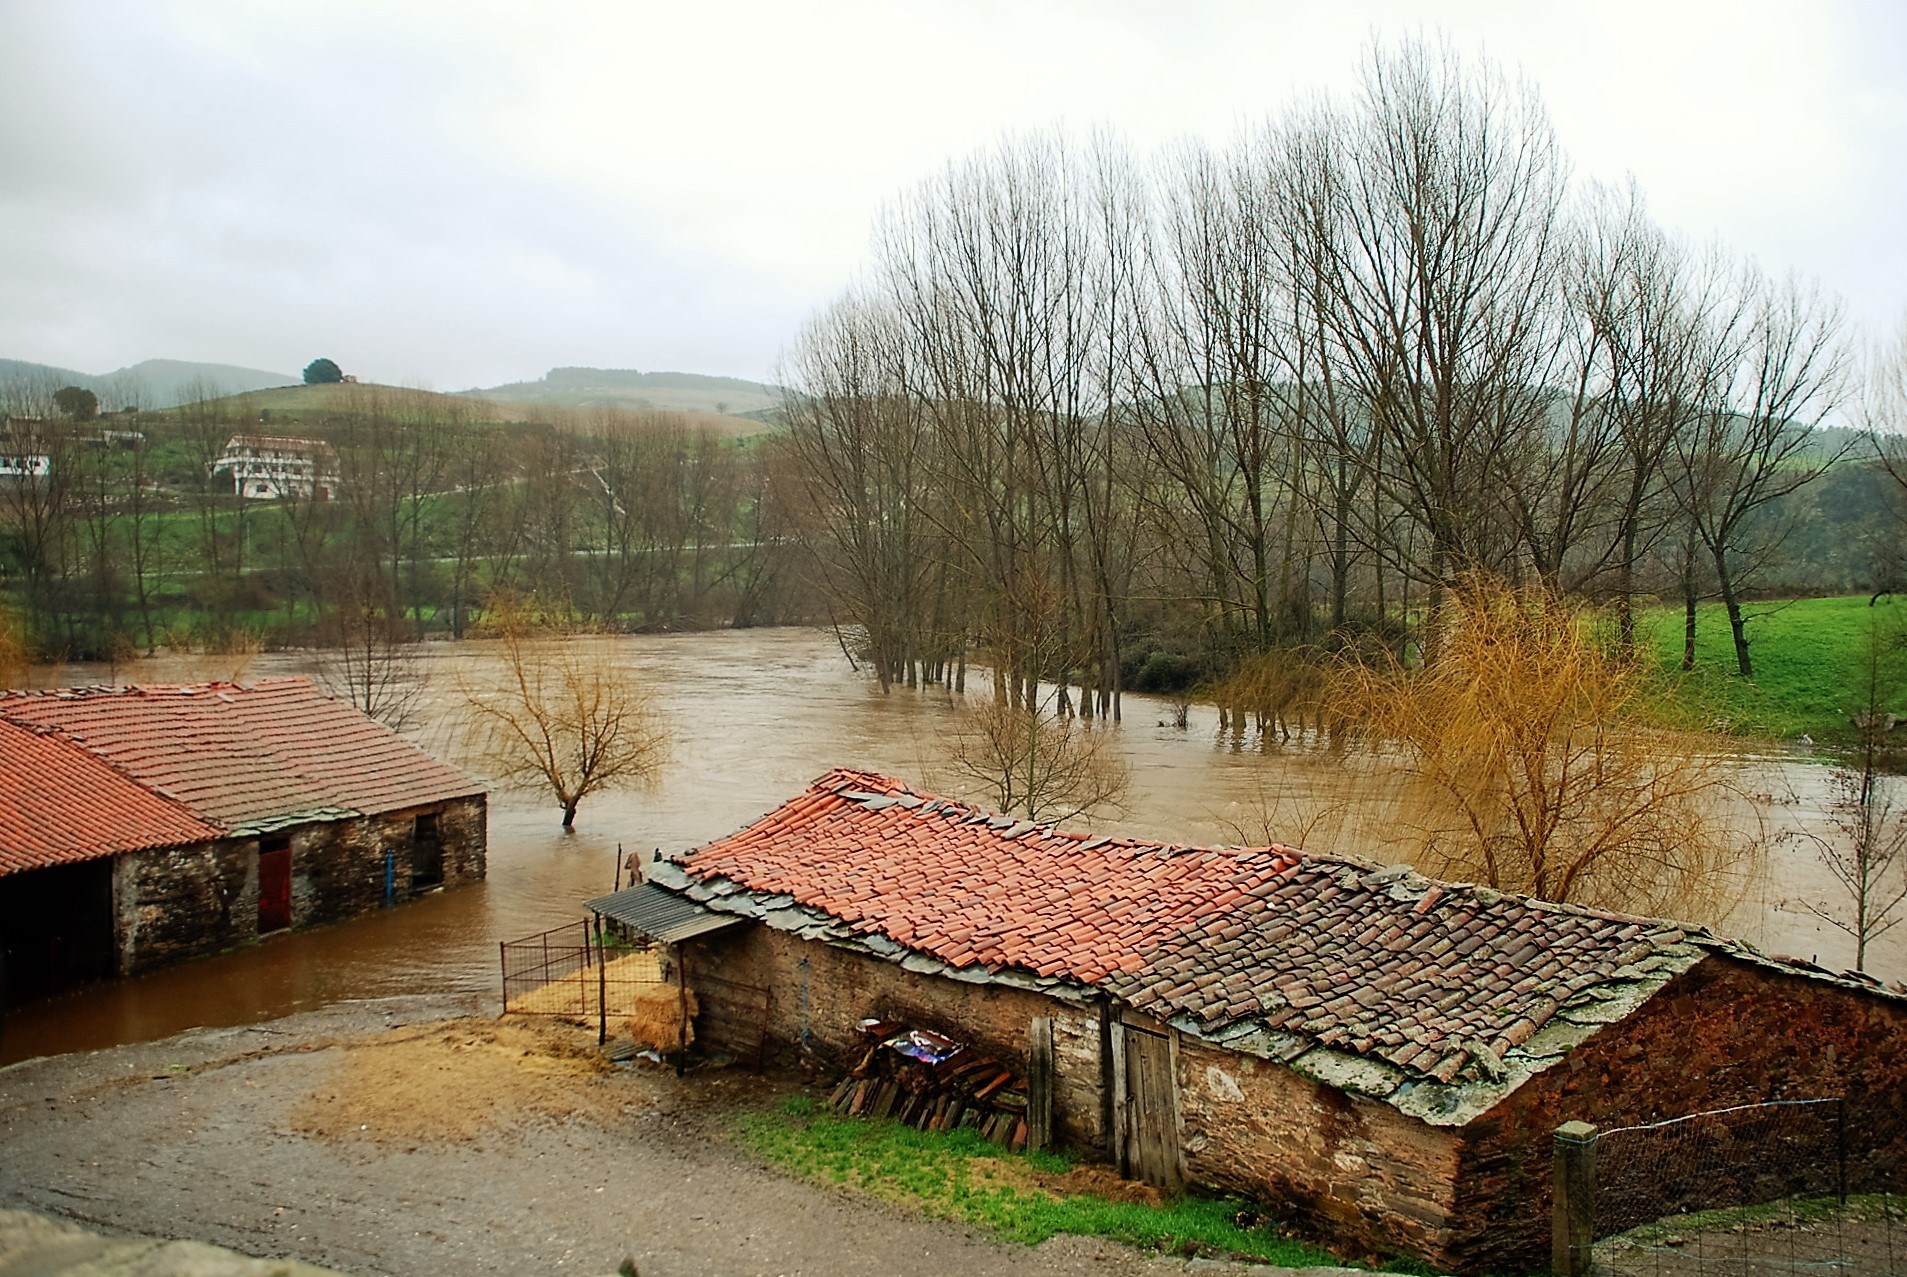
[
  {"x1": 1638, "y1": 595, "x2": 1906, "y2": 744},
  {"x1": 733, "y1": 1096, "x2": 1370, "y2": 1267}
]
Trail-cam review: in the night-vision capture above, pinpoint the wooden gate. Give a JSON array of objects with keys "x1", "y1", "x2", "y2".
[{"x1": 1116, "y1": 1012, "x2": 1183, "y2": 1190}]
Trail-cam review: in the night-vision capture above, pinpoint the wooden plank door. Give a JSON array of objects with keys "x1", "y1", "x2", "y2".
[
  {"x1": 258, "y1": 841, "x2": 291, "y2": 933},
  {"x1": 1121, "y1": 1020, "x2": 1183, "y2": 1190}
]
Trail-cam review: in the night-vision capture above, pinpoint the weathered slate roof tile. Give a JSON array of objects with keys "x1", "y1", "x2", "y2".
[{"x1": 675, "y1": 768, "x2": 1903, "y2": 1105}]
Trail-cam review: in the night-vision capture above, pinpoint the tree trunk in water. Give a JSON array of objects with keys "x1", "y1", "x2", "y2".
[{"x1": 562, "y1": 802, "x2": 578, "y2": 829}]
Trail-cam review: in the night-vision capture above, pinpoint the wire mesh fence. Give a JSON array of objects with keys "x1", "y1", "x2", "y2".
[
  {"x1": 499, "y1": 924, "x2": 771, "y2": 1068},
  {"x1": 1574, "y1": 1098, "x2": 1906, "y2": 1277},
  {"x1": 500, "y1": 921, "x2": 664, "y2": 1020}
]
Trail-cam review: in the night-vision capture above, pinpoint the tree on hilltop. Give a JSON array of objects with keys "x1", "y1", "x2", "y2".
[
  {"x1": 303, "y1": 358, "x2": 344, "y2": 385},
  {"x1": 53, "y1": 385, "x2": 98, "y2": 421}
]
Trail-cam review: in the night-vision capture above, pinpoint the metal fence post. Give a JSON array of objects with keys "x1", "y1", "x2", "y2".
[
  {"x1": 1836, "y1": 1096, "x2": 1848, "y2": 1205},
  {"x1": 1552, "y1": 1120, "x2": 1598, "y2": 1277}
]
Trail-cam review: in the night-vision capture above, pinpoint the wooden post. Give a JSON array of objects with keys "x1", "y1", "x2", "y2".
[
  {"x1": 1108, "y1": 1016, "x2": 1129, "y2": 1177},
  {"x1": 1552, "y1": 1120, "x2": 1598, "y2": 1277},
  {"x1": 1027, "y1": 1017, "x2": 1054, "y2": 1153}
]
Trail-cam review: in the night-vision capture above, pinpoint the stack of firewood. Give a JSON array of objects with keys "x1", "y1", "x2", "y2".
[{"x1": 824, "y1": 1020, "x2": 1030, "y2": 1151}]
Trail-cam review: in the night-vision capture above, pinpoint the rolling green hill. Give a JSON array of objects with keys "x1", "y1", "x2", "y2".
[{"x1": 469, "y1": 366, "x2": 784, "y2": 416}]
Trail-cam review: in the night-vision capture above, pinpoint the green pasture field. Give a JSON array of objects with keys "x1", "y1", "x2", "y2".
[{"x1": 1638, "y1": 594, "x2": 1906, "y2": 744}]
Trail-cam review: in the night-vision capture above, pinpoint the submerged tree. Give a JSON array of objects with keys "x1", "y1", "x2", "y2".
[
  {"x1": 1328, "y1": 575, "x2": 1754, "y2": 916},
  {"x1": 461, "y1": 601, "x2": 668, "y2": 828},
  {"x1": 321, "y1": 598, "x2": 424, "y2": 731},
  {"x1": 939, "y1": 693, "x2": 1128, "y2": 826},
  {"x1": 1802, "y1": 617, "x2": 1907, "y2": 971}
]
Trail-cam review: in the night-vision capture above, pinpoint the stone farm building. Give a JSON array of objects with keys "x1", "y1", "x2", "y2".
[
  {"x1": 0, "y1": 678, "x2": 485, "y2": 1005},
  {"x1": 620, "y1": 769, "x2": 1907, "y2": 1273}
]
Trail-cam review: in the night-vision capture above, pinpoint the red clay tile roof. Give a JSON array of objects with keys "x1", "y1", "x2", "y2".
[
  {"x1": 679, "y1": 768, "x2": 1716, "y2": 1090},
  {"x1": 0, "y1": 678, "x2": 481, "y2": 841},
  {"x1": 0, "y1": 718, "x2": 221, "y2": 875}
]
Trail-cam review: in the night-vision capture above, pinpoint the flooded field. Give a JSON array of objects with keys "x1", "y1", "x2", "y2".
[{"x1": 2, "y1": 626, "x2": 1893, "y2": 1066}]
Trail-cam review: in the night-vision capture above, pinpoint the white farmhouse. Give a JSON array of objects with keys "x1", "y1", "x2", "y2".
[{"x1": 212, "y1": 434, "x2": 340, "y2": 500}]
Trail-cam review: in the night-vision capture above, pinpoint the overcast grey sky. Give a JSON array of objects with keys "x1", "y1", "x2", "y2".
[{"x1": 3, "y1": 0, "x2": 1902, "y2": 390}]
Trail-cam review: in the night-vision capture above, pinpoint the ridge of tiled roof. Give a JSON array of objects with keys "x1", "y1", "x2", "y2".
[
  {"x1": 0, "y1": 678, "x2": 482, "y2": 834},
  {"x1": 670, "y1": 769, "x2": 1902, "y2": 1122},
  {"x1": 0, "y1": 717, "x2": 223, "y2": 875}
]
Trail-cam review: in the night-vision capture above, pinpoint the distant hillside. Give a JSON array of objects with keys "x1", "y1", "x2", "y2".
[
  {"x1": 470, "y1": 367, "x2": 784, "y2": 416},
  {"x1": 156, "y1": 380, "x2": 769, "y2": 438},
  {"x1": 0, "y1": 357, "x2": 296, "y2": 410},
  {"x1": 149, "y1": 381, "x2": 519, "y2": 423}
]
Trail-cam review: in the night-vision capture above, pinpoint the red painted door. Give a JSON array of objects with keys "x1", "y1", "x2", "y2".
[{"x1": 258, "y1": 843, "x2": 291, "y2": 933}]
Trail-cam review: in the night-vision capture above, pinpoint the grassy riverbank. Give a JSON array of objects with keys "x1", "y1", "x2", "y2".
[
  {"x1": 735, "y1": 1095, "x2": 1425, "y2": 1271},
  {"x1": 1639, "y1": 595, "x2": 1905, "y2": 745}
]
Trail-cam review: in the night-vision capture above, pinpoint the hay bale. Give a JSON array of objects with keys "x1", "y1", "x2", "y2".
[{"x1": 624, "y1": 984, "x2": 698, "y2": 1052}]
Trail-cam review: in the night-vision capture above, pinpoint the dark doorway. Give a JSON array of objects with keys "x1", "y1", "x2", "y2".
[
  {"x1": 0, "y1": 859, "x2": 116, "y2": 1006},
  {"x1": 411, "y1": 811, "x2": 443, "y2": 889},
  {"x1": 258, "y1": 837, "x2": 291, "y2": 933}
]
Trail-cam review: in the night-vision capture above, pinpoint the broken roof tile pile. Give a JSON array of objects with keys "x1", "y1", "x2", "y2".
[
  {"x1": 0, "y1": 678, "x2": 482, "y2": 873},
  {"x1": 672, "y1": 768, "x2": 1885, "y2": 1119}
]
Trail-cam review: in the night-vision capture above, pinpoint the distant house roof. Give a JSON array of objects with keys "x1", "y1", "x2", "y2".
[
  {"x1": 0, "y1": 718, "x2": 221, "y2": 876},
  {"x1": 0, "y1": 678, "x2": 482, "y2": 845},
  {"x1": 658, "y1": 768, "x2": 1904, "y2": 1125},
  {"x1": 218, "y1": 434, "x2": 337, "y2": 458}
]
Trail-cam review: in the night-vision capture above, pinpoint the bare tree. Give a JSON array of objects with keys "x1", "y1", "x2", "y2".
[
  {"x1": 1328, "y1": 574, "x2": 1755, "y2": 917},
  {"x1": 1317, "y1": 38, "x2": 1572, "y2": 592},
  {"x1": 1577, "y1": 187, "x2": 1730, "y2": 648},
  {"x1": 938, "y1": 691, "x2": 1129, "y2": 825},
  {"x1": 879, "y1": 133, "x2": 1129, "y2": 714},
  {"x1": 1801, "y1": 617, "x2": 1907, "y2": 971},
  {"x1": 1870, "y1": 313, "x2": 1907, "y2": 503},
  {"x1": 322, "y1": 597, "x2": 425, "y2": 730},
  {"x1": 1670, "y1": 266, "x2": 1848, "y2": 676},
  {"x1": 781, "y1": 296, "x2": 955, "y2": 691},
  {"x1": 460, "y1": 602, "x2": 668, "y2": 828}
]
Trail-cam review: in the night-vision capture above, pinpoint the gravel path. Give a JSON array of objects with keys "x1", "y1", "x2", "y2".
[{"x1": 0, "y1": 997, "x2": 1397, "y2": 1277}]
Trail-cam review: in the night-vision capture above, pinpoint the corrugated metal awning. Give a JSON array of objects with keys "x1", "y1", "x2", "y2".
[{"x1": 585, "y1": 881, "x2": 747, "y2": 943}]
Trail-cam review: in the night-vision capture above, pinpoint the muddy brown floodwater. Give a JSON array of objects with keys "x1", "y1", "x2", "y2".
[{"x1": 3, "y1": 626, "x2": 1896, "y2": 1067}]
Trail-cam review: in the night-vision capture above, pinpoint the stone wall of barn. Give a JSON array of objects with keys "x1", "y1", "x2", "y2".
[
  {"x1": 1449, "y1": 953, "x2": 1907, "y2": 1273},
  {"x1": 1174, "y1": 1036, "x2": 1465, "y2": 1268},
  {"x1": 114, "y1": 794, "x2": 486, "y2": 973},
  {"x1": 688, "y1": 924, "x2": 1111, "y2": 1152},
  {"x1": 113, "y1": 836, "x2": 255, "y2": 972}
]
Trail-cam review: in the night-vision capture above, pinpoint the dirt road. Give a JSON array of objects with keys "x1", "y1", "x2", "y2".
[{"x1": 0, "y1": 996, "x2": 1375, "y2": 1277}]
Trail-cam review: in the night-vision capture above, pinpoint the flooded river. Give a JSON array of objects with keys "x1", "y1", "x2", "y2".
[{"x1": 2, "y1": 627, "x2": 1895, "y2": 1065}]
